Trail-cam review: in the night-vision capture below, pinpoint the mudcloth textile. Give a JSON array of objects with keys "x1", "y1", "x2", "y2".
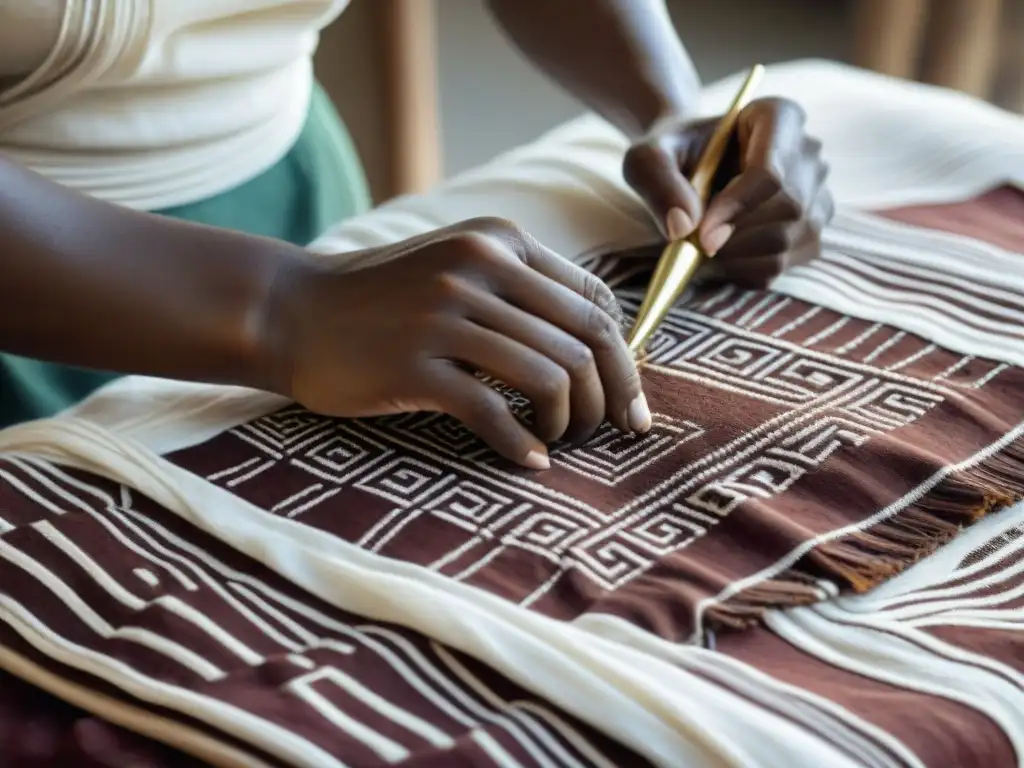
[{"x1": 0, "y1": 190, "x2": 1020, "y2": 766}]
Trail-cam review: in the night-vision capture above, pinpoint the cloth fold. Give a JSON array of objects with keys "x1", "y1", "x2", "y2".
[{"x1": 0, "y1": 61, "x2": 1022, "y2": 767}]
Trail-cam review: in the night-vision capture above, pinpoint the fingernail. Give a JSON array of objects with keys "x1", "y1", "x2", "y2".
[
  {"x1": 523, "y1": 449, "x2": 550, "y2": 471},
  {"x1": 702, "y1": 224, "x2": 734, "y2": 256},
  {"x1": 627, "y1": 394, "x2": 652, "y2": 433},
  {"x1": 666, "y1": 207, "x2": 695, "y2": 240}
]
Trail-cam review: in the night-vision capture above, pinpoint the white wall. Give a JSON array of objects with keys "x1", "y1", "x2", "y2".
[
  {"x1": 321, "y1": 0, "x2": 1017, "y2": 202},
  {"x1": 435, "y1": 0, "x2": 852, "y2": 175}
]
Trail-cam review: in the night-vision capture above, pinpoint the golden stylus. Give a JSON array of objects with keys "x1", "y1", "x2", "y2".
[{"x1": 626, "y1": 64, "x2": 765, "y2": 357}]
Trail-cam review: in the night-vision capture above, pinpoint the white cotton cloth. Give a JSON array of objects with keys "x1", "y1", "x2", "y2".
[
  {"x1": 306, "y1": 59, "x2": 1024, "y2": 264},
  {"x1": 1, "y1": 60, "x2": 1022, "y2": 767}
]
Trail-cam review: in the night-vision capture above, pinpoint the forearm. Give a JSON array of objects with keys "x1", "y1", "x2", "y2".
[
  {"x1": 0, "y1": 157, "x2": 291, "y2": 389},
  {"x1": 485, "y1": 0, "x2": 701, "y2": 138}
]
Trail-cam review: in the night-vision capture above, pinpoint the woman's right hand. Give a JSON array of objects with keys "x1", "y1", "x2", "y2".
[{"x1": 260, "y1": 217, "x2": 651, "y2": 469}]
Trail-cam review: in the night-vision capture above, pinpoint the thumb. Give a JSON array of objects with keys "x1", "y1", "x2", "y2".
[
  {"x1": 622, "y1": 142, "x2": 703, "y2": 241},
  {"x1": 698, "y1": 101, "x2": 797, "y2": 254},
  {"x1": 698, "y1": 168, "x2": 782, "y2": 255}
]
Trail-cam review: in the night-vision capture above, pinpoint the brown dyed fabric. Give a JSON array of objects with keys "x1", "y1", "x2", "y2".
[
  {"x1": 170, "y1": 187, "x2": 1024, "y2": 643},
  {"x1": 717, "y1": 625, "x2": 1018, "y2": 768},
  {"x1": 881, "y1": 186, "x2": 1024, "y2": 252},
  {"x1": 0, "y1": 463, "x2": 648, "y2": 767},
  {"x1": 0, "y1": 190, "x2": 1021, "y2": 766}
]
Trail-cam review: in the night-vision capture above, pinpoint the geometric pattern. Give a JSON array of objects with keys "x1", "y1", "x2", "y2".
[
  {"x1": 0, "y1": 457, "x2": 642, "y2": 767},
  {"x1": 183, "y1": 284, "x2": 967, "y2": 609}
]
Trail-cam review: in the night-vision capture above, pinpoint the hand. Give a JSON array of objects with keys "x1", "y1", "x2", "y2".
[
  {"x1": 261, "y1": 217, "x2": 650, "y2": 469},
  {"x1": 623, "y1": 97, "x2": 835, "y2": 287}
]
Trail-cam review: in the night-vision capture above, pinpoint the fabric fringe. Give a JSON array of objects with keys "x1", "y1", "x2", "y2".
[{"x1": 706, "y1": 437, "x2": 1024, "y2": 632}]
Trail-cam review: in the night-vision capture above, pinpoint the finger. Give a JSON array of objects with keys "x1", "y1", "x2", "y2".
[
  {"x1": 729, "y1": 254, "x2": 786, "y2": 288},
  {"x1": 464, "y1": 226, "x2": 649, "y2": 435},
  {"x1": 722, "y1": 186, "x2": 831, "y2": 267},
  {"x1": 721, "y1": 224, "x2": 822, "y2": 288},
  {"x1": 700, "y1": 100, "x2": 806, "y2": 250},
  {"x1": 674, "y1": 117, "x2": 722, "y2": 179},
  {"x1": 482, "y1": 221, "x2": 626, "y2": 324},
  {"x1": 440, "y1": 319, "x2": 574, "y2": 443},
  {"x1": 716, "y1": 221, "x2": 799, "y2": 265},
  {"x1": 464, "y1": 286, "x2": 606, "y2": 443},
  {"x1": 623, "y1": 141, "x2": 703, "y2": 239},
  {"x1": 729, "y1": 190, "x2": 802, "y2": 230},
  {"x1": 493, "y1": 253, "x2": 648, "y2": 435},
  {"x1": 426, "y1": 364, "x2": 551, "y2": 469},
  {"x1": 724, "y1": 137, "x2": 826, "y2": 233}
]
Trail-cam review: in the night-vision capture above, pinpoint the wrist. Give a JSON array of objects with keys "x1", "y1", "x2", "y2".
[
  {"x1": 635, "y1": 74, "x2": 700, "y2": 136},
  {"x1": 608, "y1": 81, "x2": 698, "y2": 140},
  {"x1": 244, "y1": 247, "x2": 311, "y2": 399}
]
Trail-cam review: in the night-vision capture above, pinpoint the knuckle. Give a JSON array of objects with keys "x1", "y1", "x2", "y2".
[
  {"x1": 467, "y1": 390, "x2": 507, "y2": 426},
  {"x1": 748, "y1": 165, "x2": 785, "y2": 198},
  {"x1": 447, "y1": 230, "x2": 490, "y2": 259},
  {"x1": 580, "y1": 272, "x2": 616, "y2": 309},
  {"x1": 770, "y1": 251, "x2": 791, "y2": 275},
  {"x1": 423, "y1": 274, "x2": 471, "y2": 315},
  {"x1": 745, "y1": 97, "x2": 777, "y2": 117},
  {"x1": 624, "y1": 141, "x2": 660, "y2": 166},
  {"x1": 766, "y1": 225, "x2": 797, "y2": 254},
  {"x1": 448, "y1": 230, "x2": 516, "y2": 271},
  {"x1": 534, "y1": 366, "x2": 570, "y2": 404},
  {"x1": 622, "y1": 141, "x2": 665, "y2": 184},
  {"x1": 621, "y1": 365, "x2": 642, "y2": 395},
  {"x1": 464, "y1": 217, "x2": 530, "y2": 264},
  {"x1": 562, "y1": 340, "x2": 596, "y2": 378},
  {"x1": 429, "y1": 270, "x2": 472, "y2": 305},
  {"x1": 583, "y1": 303, "x2": 619, "y2": 348},
  {"x1": 775, "y1": 191, "x2": 804, "y2": 221},
  {"x1": 417, "y1": 317, "x2": 450, "y2": 350}
]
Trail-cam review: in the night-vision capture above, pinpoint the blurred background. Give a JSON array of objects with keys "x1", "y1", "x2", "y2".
[{"x1": 315, "y1": 0, "x2": 1023, "y2": 204}]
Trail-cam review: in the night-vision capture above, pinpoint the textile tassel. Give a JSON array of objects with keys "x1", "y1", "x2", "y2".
[{"x1": 705, "y1": 438, "x2": 1024, "y2": 631}]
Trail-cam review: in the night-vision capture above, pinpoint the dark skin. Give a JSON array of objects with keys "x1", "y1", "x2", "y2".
[
  {"x1": 2, "y1": 3, "x2": 833, "y2": 761},
  {"x1": 0, "y1": 2, "x2": 833, "y2": 469},
  {"x1": 0, "y1": 160, "x2": 644, "y2": 469},
  {"x1": 488, "y1": 0, "x2": 834, "y2": 284}
]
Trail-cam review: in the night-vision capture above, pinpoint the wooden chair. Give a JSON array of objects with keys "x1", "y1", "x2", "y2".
[
  {"x1": 851, "y1": 0, "x2": 1016, "y2": 108},
  {"x1": 352, "y1": 0, "x2": 1020, "y2": 202},
  {"x1": 378, "y1": 0, "x2": 443, "y2": 198}
]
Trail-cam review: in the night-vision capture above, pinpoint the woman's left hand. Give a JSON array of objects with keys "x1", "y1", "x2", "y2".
[{"x1": 622, "y1": 97, "x2": 835, "y2": 288}]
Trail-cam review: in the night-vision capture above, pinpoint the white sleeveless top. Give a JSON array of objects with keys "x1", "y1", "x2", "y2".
[{"x1": 0, "y1": 0, "x2": 350, "y2": 210}]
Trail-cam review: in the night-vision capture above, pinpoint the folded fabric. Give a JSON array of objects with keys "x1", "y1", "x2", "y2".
[
  {"x1": 0, "y1": 191, "x2": 1020, "y2": 767},
  {"x1": 169, "y1": 188, "x2": 1024, "y2": 647},
  {"x1": 0, "y1": 61, "x2": 1022, "y2": 767}
]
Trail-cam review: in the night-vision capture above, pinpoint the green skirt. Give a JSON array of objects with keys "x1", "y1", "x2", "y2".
[{"x1": 0, "y1": 85, "x2": 371, "y2": 428}]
